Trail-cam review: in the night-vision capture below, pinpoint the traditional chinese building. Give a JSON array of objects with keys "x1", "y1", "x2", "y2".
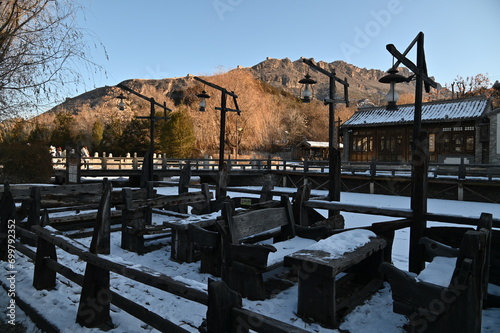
[
  {"x1": 293, "y1": 140, "x2": 330, "y2": 160},
  {"x1": 341, "y1": 96, "x2": 499, "y2": 164}
]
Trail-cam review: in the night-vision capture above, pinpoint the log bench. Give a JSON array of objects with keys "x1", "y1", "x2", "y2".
[
  {"x1": 120, "y1": 185, "x2": 213, "y2": 254},
  {"x1": 380, "y1": 213, "x2": 492, "y2": 333},
  {"x1": 210, "y1": 195, "x2": 333, "y2": 300},
  {"x1": 284, "y1": 229, "x2": 387, "y2": 328}
]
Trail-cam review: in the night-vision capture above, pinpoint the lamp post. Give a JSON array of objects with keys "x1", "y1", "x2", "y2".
[
  {"x1": 116, "y1": 83, "x2": 171, "y2": 188},
  {"x1": 379, "y1": 32, "x2": 437, "y2": 273},
  {"x1": 299, "y1": 58, "x2": 349, "y2": 217},
  {"x1": 194, "y1": 76, "x2": 241, "y2": 171}
]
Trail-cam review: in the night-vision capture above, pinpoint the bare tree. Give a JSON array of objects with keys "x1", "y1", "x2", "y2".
[
  {"x1": 0, "y1": 0, "x2": 106, "y2": 119},
  {"x1": 448, "y1": 74, "x2": 491, "y2": 99}
]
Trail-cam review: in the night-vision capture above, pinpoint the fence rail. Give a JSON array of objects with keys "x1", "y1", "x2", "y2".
[{"x1": 53, "y1": 155, "x2": 500, "y2": 180}]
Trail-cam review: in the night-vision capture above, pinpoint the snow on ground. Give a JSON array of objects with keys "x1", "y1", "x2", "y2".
[{"x1": 1, "y1": 186, "x2": 500, "y2": 332}]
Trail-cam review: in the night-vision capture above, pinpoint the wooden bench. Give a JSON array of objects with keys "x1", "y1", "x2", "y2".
[
  {"x1": 380, "y1": 213, "x2": 492, "y2": 333},
  {"x1": 211, "y1": 196, "x2": 332, "y2": 300},
  {"x1": 120, "y1": 185, "x2": 213, "y2": 253},
  {"x1": 284, "y1": 229, "x2": 387, "y2": 328}
]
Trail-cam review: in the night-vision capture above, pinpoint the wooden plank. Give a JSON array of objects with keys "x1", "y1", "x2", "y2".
[
  {"x1": 230, "y1": 208, "x2": 289, "y2": 242},
  {"x1": 232, "y1": 308, "x2": 311, "y2": 333},
  {"x1": 43, "y1": 256, "x2": 190, "y2": 333},
  {"x1": 139, "y1": 191, "x2": 213, "y2": 209},
  {"x1": 48, "y1": 210, "x2": 122, "y2": 224},
  {"x1": 305, "y1": 200, "x2": 413, "y2": 218},
  {"x1": 284, "y1": 237, "x2": 387, "y2": 277},
  {"x1": 31, "y1": 225, "x2": 209, "y2": 305}
]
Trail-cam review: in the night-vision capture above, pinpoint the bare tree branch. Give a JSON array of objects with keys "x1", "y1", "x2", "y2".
[{"x1": 0, "y1": 0, "x2": 107, "y2": 119}]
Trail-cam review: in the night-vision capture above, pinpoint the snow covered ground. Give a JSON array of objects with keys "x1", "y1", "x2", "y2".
[{"x1": 1, "y1": 186, "x2": 499, "y2": 332}]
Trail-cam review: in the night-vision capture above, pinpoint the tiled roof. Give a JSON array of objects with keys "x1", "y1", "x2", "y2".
[
  {"x1": 342, "y1": 97, "x2": 490, "y2": 127},
  {"x1": 297, "y1": 140, "x2": 329, "y2": 148}
]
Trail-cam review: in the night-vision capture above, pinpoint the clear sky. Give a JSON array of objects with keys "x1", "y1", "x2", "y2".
[{"x1": 75, "y1": 0, "x2": 500, "y2": 97}]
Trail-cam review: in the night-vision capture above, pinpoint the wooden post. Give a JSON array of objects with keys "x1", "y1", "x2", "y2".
[
  {"x1": 458, "y1": 182, "x2": 464, "y2": 201},
  {"x1": 0, "y1": 183, "x2": 16, "y2": 261},
  {"x1": 205, "y1": 279, "x2": 246, "y2": 333},
  {"x1": 178, "y1": 162, "x2": 191, "y2": 193},
  {"x1": 26, "y1": 186, "x2": 41, "y2": 230},
  {"x1": 77, "y1": 179, "x2": 113, "y2": 328},
  {"x1": 133, "y1": 152, "x2": 139, "y2": 170},
  {"x1": 259, "y1": 180, "x2": 274, "y2": 202},
  {"x1": 458, "y1": 157, "x2": 466, "y2": 180},
  {"x1": 33, "y1": 217, "x2": 57, "y2": 290},
  {"x1": 76, "y1": 263, "x2": 113, "y2": 329},
  {"x1": 89, "y1": 179, "x2": 112, "y2": 255},
  {"x1": 102, "y1": 152, "x2": 107, "y2": 170},
  {"x1": 216, "y1": 166, "x2": 229, "y2": 203},
  {"x1": 140, "y1": 150, "x2": 153, "y2": 189}
]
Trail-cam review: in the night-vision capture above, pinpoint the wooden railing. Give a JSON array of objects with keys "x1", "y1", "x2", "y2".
[{"x1": 52, "y1": 154, "x2": 500, "y2": 180}]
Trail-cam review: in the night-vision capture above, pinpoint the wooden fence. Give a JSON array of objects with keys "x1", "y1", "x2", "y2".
[
  {"x1": 1, "y1": 184, "x2": 311, "y2": 333},
  {"x1": 52, "y1": 154, "x2": 500, "y2": 181}
]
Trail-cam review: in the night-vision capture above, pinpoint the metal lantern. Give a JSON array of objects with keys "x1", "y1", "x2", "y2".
[
  {"x1": 378, "y1": 68, "x2": 407, "y2": 110},
  {"x1": 299, "y1": 73, "x2": 317, "y2": 103},
  {"x1": 117, "y1": 93, "x2": 126, "y2": 110},
  {"x1": 197, "y1": 90, "x2": 210, "y2": 112}
]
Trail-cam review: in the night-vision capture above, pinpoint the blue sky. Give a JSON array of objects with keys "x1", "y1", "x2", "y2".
[{"x1": 76, "y1": 0, "x2": 500, "y2": 97}]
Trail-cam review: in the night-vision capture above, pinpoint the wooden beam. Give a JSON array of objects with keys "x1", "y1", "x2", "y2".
[
  {"x1": 31, "y1": 225, "x2": 209, "y2": 305},
  {"x1": 304, "y1": 200, "x2": 413, "y2": 218},
  {"x1": 386, "y1": 44, "x2": 437, "y2": 89},
  {"x1": 193, "y1": 76, "x2": 238, "y2": 98}
]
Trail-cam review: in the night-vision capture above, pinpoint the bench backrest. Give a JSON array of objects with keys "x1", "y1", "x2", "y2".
[{"x1": 223, "y1": 196, "x2": 295, "y2": 244}]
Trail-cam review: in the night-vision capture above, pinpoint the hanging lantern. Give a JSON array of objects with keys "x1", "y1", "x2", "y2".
[
  {"x1": 197, "y1": 90, "x2": 210, "y2": 112},
  {"x1": 299, "y1": 73, "x2": 316, "y2": 103},
  {"x1": 117, "y1": 93, "x2": 126, "y2": 111},
  {"x1": 378, "y1": 68, "x2": 407, "y2": 110}
]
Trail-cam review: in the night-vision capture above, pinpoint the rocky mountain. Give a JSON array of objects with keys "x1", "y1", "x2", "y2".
[
  {"x1": 43, "y1": 56, "x2": 422, "y2": 121},
  {"x1": 28, "y1": 57, "x2": 438, "y2": 155}
]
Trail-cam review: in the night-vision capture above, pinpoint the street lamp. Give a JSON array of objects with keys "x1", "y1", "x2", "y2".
[
  {"x1": 116, "y1": 83, "x2": 171, "y2": 190},
  {"x1": 197, "y1": 90, "x2": 210, "y2": 112},
  {"x1": 299, "y1": 58, "x2": 349, "y2": 218},
  {"x1": 378, "y1": 68, "x2": 408, "y2": 110},
  {"x1": 380, "y1": 32, "x2": 437, "y2": 273},
  {"x1": 117, "y1": 93, "x2": 126, "y2": 111},
  {"x1": 298, "y1": 73, "x2": 316, "y2": 103},
  {"x1": 193, "y1": 76, "x2": 241, "y2": 171}
]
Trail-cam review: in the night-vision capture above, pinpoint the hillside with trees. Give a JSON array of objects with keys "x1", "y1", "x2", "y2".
[{"x1": 1, "y1": 57, "x2": 497, "y2": 160}]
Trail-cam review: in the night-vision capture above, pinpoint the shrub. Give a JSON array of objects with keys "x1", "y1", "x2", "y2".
[{"x1": 0, "y1": 143, "x2": 53, "y2": 183}]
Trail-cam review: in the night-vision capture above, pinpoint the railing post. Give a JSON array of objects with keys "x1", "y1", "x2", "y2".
[
  {"x1": 458, "y1": 182, "x2": 464, "y2": 201},
  {"x1": 101, "y1": 152, "x2": 107, "y2": 170},
  {"x1": 370, "y1": 159, "x2": 376, "y2": 194},
  {"x1": 162, "y1": 154, "x2": 167, "y2": 170},
  {"x1": 458, "y1": 157, "x2": 466, "y2": 180},
  {"x1": 132, "y1": 152, "x2": 138, "y2": 170}
]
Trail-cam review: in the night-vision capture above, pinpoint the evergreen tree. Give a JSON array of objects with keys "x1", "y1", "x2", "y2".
[
  {"x1": 99, "y1": 118, "x2": 124, "y2": 155},
  {"x1": 91, "y1": 119, "x2": 105, "y2": 150},
  {"x1": 160, "y1": 108, "x2": 196, "y2": 158},
  {"x1": 117, "y1": 118, "x2": 149, "y2": 156},
  {"x1": 50, "y1": 112, "x2": 75, "y2": 148},
  {"x1": 28, "y1": 122, "x2": 52, "y2": 144}
]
